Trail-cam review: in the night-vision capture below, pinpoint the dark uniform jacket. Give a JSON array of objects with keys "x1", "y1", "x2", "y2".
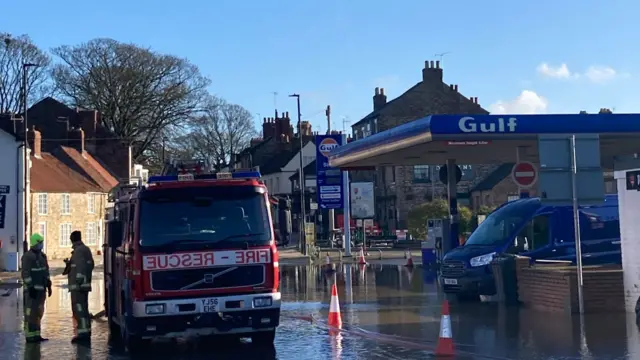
[
  {"x1": 67, "y1": 242, "x2": 95, "y2": 291},
  {"x1": 21, "y1": 250, "x2": 51, "y2": 291}
]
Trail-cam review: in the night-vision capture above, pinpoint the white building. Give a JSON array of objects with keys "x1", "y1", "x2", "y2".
[
  {"x1": 0, "y1": 126, "x2": 27, "y2": 271},
  {"x1": 261, "y1": 141, "x2": 315, "y2": 196}
]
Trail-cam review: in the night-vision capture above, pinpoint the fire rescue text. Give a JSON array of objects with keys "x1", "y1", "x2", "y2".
[{"x1": 142, "y1": 249, "x2": 271, "y2": 270}]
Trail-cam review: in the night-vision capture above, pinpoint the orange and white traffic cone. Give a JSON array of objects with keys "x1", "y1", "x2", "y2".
[
  {"x1": 358, "y1": 248, "x2": 367, "y2": 265},
  {"x1": 405, "y1": 251, "x2": 414, "y2": 267},
  {"x1": 435, "y1": 300, "x2": 455, "y2": 357},
  {"x1": 328, "y1": 283, "x2": 342, "y2": 330}
]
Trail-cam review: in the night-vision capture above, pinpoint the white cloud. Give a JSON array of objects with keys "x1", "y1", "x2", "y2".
[
  {"x1": 584, "y1": 66, "x2": 617, "y2": 83},
  {"x1": 489, "y1": 90, "x2": 548, "y2": 114},
  {"x1": 536, "y1": 63, "x2": 625, "y2": 83},
  {"x1": 536, "y1": 63, "x2": 573, "y2": 79}
]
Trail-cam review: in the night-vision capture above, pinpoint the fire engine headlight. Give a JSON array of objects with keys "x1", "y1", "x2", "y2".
[
  {"x1": 253, "y1": 297, "x2": 272, "y2": 308},
  {"x1": 145, "y1": 304, "x2": 165, "y2": 315}
]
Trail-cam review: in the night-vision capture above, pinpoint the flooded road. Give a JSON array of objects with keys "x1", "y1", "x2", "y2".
[{"x1": 1, "y1": 264, "x2": 638, "y2": 359}]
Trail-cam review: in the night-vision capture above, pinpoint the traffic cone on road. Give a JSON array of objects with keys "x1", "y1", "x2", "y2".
[
  {"x1": 358, "y1": 248, "x2": 367, "y2": 265},
  {"x1": 328, "y1": 283, "x2": 342, "y2": 330},
  {"x1": 435, "y1": 300, "x2": 455, "y2": 357},
  {"x1": 405, "y1": 251, "x2": 414, "y2": 267}
]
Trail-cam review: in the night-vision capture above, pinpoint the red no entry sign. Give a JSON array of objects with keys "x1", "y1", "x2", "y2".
[{"x1": 511, "y1": 162, "x2": 537, "y2": 188}]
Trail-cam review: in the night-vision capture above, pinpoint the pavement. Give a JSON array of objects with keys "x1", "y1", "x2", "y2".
[{"x1": 0, "y1": 263, "x2": 637, "y2": 359}]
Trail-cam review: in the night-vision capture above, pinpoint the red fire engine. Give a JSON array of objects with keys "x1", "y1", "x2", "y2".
[{"x1": 103, "y1": 161, "x2": 281, "y2": 350}]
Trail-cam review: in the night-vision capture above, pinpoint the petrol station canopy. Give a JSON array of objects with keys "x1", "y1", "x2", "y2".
[{"x1": 327, "y1": 114, "x2": 640, "y2": 168}]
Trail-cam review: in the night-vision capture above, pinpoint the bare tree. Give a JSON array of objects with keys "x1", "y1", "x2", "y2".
[
  {"x1": 0, "y1": 33, "x2": 52, "y2": 114},
  {"x1": 171, "y1": 96, "x2": 256, "y2": 169},
  {"x1": 51, "y1": 38, "x2": 210, "y2": 158}
]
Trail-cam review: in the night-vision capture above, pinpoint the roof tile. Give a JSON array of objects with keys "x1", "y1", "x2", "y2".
[{"x1": 30, "y1": 153, "x2": 102, "y2": 193}]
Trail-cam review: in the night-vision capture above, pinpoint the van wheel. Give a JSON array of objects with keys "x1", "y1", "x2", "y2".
[{"x1": 251, "y1": 330, "x2": 276, "y2": 346}]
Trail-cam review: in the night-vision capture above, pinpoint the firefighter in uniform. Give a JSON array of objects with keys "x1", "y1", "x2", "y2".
[
  {"x1": 64, "y1": 230, "x2": 95, "y2": 343},
  {"x1": 21, "y1": 233, "x2": 52, "y2": 343}
]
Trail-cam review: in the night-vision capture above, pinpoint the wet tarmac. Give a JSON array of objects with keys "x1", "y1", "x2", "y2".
[{"x1": 0, "y1": 264, "x2": 638, "y2": 359}]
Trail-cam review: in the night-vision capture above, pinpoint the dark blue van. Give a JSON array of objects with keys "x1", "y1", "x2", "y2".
[{"x1": 440, "y1": 195, "x2": 620, "y2": 299}]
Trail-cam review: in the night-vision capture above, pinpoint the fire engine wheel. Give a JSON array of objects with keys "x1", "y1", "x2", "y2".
[
  {"x1": 123, "y1": 331, "x2": 150, "y2": 353},
  {"x1": 251, "y1": 330, "x2": 276, "y2": 345}
]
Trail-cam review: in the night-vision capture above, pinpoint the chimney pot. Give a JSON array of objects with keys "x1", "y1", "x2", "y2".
[
  {"x1": 425, "y1": 60, "x2": 429, "y2": 69},
  {"x1": 475, "y1": 97, "x2": 479, "y2": 104},
  {"x1": 430, "y1": 61, "x2": 435, "y2": 68},
  {"x1": 375, "y1": 87, "x2": 379, "y2": 95},
  {"x1": 380, "y1": 88, "x2": 385, "y2": 96},
  {"x1": 454, "y1": 85, "x2": 458, "y2": 91},
  {"x1": 436, "y1": 60, "x2": 440, "y2": 69}
]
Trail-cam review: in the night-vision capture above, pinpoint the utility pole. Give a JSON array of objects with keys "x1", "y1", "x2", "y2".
[
  {"x1": 22, "y1": 62, "x2": 38, "y2": 254},
  {"x1": 326, "y1": 106, "x2": 335, "y2": 246},
  {"x1": 289, "y1": 94, "x2": 306, "y2": 256}
]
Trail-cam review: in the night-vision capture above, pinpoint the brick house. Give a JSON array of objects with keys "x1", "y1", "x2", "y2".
[
  {"x1": 349, "y1": 60, "x2": 517, "y2": 230},
  {"x1": 24, "y1": 97, "x2": 132, "y2": 183},
  {"x1": 28, "y1": 127, "x2": 118, "y2": 259}
]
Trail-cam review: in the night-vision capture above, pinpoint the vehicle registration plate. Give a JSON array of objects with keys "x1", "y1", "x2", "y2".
[
  {"x1": 202, "y1": 298, "x2": 220, "y2": 313},
  {"x1": 443, "y1": 278, "x2": 458, "y2": 285}
]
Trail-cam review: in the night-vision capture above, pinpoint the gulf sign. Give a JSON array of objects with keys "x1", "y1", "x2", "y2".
[
  {"x1": 318, "y1": 137, "x2": 339, "y2": 157},
  {"x1": 143, "y1": 249, "x2": 271, "y2": 270}
]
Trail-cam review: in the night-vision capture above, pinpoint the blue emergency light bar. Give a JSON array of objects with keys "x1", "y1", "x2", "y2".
[{"x1": 148, "y1": 171, "x2": 261, "y2": 184}]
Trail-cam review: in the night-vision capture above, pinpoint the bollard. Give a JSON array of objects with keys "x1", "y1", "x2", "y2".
[
  {"x1": 339, "y1": 250, "x2": 343, "y2": 262},
  {"x1": 377, "y1": 249, "x2": 383, "y2": 260}
]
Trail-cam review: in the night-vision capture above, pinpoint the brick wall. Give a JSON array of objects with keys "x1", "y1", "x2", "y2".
[
  {"x1": 31, "y1": 192, "x2": 107, "y2": 260},
  {"x1": 517, "y1": 260, "x2": 625, "y2": 313}
]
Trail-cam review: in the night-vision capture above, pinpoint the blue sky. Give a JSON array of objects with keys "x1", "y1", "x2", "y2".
[{"x1": 3, "y1": 0, "x2": 638, "y2": 135}]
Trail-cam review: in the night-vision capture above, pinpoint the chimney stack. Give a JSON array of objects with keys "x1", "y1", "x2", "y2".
[
  {"x1": 373, "y1": 87, "x2": 387, "y2": 111},
  {"x1": 27, "y1": 126, "x2": 41, "y2": 158},
  {"x1": 422, "y1": 60, "x2": 444, "y2": 83},
  {"x1": 68, "y1": 127, "x2": 85, "y2": 153}
]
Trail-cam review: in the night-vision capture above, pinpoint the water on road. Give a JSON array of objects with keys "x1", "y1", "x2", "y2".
[{"x1": 0, "y1": 264, "x2": 638, "y2": 359}]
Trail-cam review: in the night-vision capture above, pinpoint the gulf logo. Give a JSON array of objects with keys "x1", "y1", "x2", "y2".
[{"x1": 319, "y1": 137, "x2": 339, "y2": 157}]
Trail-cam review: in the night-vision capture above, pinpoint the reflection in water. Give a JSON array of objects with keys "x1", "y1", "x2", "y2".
[{"x1": 0, "y1": 265, "x2": 637, "y2": 359}]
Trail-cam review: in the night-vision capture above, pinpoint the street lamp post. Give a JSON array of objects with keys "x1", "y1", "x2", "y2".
[
  {"x1": 289, "y1": 94, "x2": 306, "y2": 256},
  {"x1": 22, "y1": 63, "x2": 38, "y2": 253}
]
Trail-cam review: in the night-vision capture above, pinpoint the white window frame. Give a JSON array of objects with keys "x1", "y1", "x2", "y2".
[
  {"x1": 37, "y1": 193, "x2": 48, "y2": 215},
  {"x1": 87, "y1": 193, "x2": 96, "y2": 214},
  {"x1": 61, "y1": 193, "x2": 71, "y2": 215},
  {"x1": 59, "y1": 223, "x2": 72, "y2": 247},
  {"x1": 37, "y1": 222, "x2": 47, "y2": 249},
  {"x1": 85, "y1": 222, "x2": 97, "y2": 245}
]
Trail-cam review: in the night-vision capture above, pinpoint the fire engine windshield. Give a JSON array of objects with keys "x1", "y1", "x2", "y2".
[{"x1": 139, "y1": 188, "x2": 271, "y2": 248}]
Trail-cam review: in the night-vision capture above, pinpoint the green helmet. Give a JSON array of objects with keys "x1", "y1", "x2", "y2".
[{"x1": 30, "y1": 233, "x2": 44, "y2": 247}]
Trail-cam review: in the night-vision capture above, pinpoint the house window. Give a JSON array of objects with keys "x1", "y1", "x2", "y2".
[
  {"x1": 61, "y1": 194, "x2": 71, "y2": 215},
  {"x1": 88, "y1": 193, "x2": 96, "y2": 214},
  {"x1": 37, "y1": 194, "x2": 48, "y2": 215},
  {"x1": 85, "y1": 222, "x2": 97, "y2": 245},
  {"x1": 59, "y1": 223, "x2": 72, "y2": 247},
  {"x1": 37, "y1": 222, "x2": 47, "y2": 247},
  {"x1": 413, "y1": 165, "x2": 431, "y2": 183}
]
